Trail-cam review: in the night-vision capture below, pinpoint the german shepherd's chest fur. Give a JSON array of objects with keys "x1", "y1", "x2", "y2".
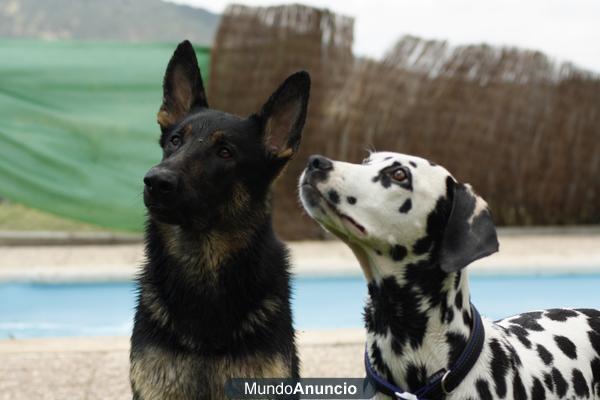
[
  {"x1": 129, "y1": 40, "x2": 310, "y2": 399},
  {"x1": 130, "y1": 221, "x2": 297, "y2": 399}
]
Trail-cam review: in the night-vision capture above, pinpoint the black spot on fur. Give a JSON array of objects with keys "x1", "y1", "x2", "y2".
[
  {"x1": 591, "y1": 358, "x2": 600, "y2": 396},
  {"x1": 454, "y1": 271, "x2": 462, "y2": 290},
  {"x1": 508, "y1": 325, "x2": 532, "y2": 348},
  {"x1": 454, "y1": 290, "x2": 463, "y2": 310},
  {"x1": 476, "y1": 379, "x2": 493, "y2": 400},
  {"x1": 508, "y1": 323, "x2": 530, "y2": 337},
  {"x1": 446, "y1": 307, "x2": 455, "y2": 323},
  {"x1": 545, "y1": 308, "x2": 579, "y2": 321},
  {"x1": 554, "y1": 335, "x2": 577, "y2": 359},
  {"x1": 413, "y1": 236, "x2": 432, "y2": 255},
  {"x1": 588, "y1": 315, "x2": 600, "y2": 334},
  {"x1": 496, "y1": 324, "x2": 509, "y2": 334},
  {"x1": 405, "y1": 363, "x2": 427, "y2": 391},
  {"x1": 506, "y1": 342, "x2": 522, "y2": 367},
  {"x1": 513, "y1": 373, "x2": 527, "y2": 400},
  {"x1": 404, "y1": 259, "x2": 449, "y2": 319},
  {"x1": 440, "y1": 296, "x2": 449, "y2": 324},
  {"x1": 572, "y1": 368, "x2": 590, "y2": 398},
  {"x1": 399, "y1": 198, "x2": 412, "y2": 213},
  {"x1": 531, "y1": 377, "x2": 546, "y2": 400},
  {"x1": 370, "y1": 341, "x2": 395, "y2": 384},
  {"x1": 510, "y1": 312, "x2": 544, "y2": 331},
  {"x1": 380, "y1": 174, "x2": 392, "y2": 188},
  {"x1": 384, "y1": 156, "x2": 392, "y2": 160},
  {"x1": 489, "y1": 339, "x2": 509, "y2": 397},
  {"x1": 364, "y1": 277, "x2": 429, "y2": 350},
  {"x1": 577, "y1": 309, "x2": 600, "y2": 319},
  {"x1": 390, "y1": 245, "x2": 408, "y2": 262},
  {"x1": 589, "y1": 331, "x2": 600, "y2": 355},
  {"x1": 391, "y1": 337, "x2": 404, "y2": 355},
  {"x1": 411, "y1": 178, "x2": 452, "y2": 258},
  {"x1": 327, "y1": 189, "x2": 340, "y2": 204},
  {"x1": 429, "y1": 161, "x2": 437, "y2": 166},
  {"x1": 446, "y1": 331, "x2": 467, "y2": 368},
  {"x1": 409, "y1": 161, "x2": 417, "y2": 168},
  {"x1": 463, "y1": 309, "x2": 472, "y2": 326},
  {"x1": 537, "y1": 344, "x2": 554, "y2": 366},
  {"x1": 347, "y1": 196, "x2": 356, "y2": 205},
  {"x1": 552, "y1": 367, "x2": 568, "y2": 397},
  {"x1": 543, "y1": 372, "x2": 554, "y2": 393}
]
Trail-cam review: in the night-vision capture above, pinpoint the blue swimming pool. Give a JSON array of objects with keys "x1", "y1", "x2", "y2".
[{"x1": 1, "y1": 275, "x2": 599, "y2": 339}]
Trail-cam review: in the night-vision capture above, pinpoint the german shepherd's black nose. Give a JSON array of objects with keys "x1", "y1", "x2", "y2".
[
  {"x1": 144, "y1": 167, "x2": 179, "y2": 195},
  {"x1": 307, "y1": 155, "x2": 333, "y2": 171}
]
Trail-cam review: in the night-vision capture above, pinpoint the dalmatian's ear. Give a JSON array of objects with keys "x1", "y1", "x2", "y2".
[{"x1": 439, "y1": 180, "x2": 499, "y2": 272}]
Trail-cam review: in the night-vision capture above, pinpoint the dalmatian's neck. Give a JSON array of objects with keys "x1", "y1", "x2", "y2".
[{"x1": 363, "y1": 249, "x2": 473, "y2": 393}]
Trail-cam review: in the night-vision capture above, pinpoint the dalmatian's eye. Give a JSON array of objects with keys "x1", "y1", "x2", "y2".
[{"x1": 390, "y1": 168, "x2": 407, "y2": 182}]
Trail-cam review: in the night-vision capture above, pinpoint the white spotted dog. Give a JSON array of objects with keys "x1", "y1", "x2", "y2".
[{"x1": 299, "y1": 152, "x2": 600, "y2": 400}]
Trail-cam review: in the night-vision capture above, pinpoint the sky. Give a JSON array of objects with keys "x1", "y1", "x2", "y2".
[{"x1": 166, "y1": 0, "x2": 600, "y2": 73}]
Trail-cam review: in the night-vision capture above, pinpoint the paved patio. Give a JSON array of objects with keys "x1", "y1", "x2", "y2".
[
  {"x1": 0, "y1": 330, "x2": 365, "y2": 400},
  {"x1": 2, "y1": 228, "x2": 600, "y2": 282}
]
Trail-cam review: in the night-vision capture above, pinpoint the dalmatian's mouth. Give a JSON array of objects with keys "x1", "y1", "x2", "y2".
[{"x1": 302, "y1": 183, "x2": 367, "y2": 236}]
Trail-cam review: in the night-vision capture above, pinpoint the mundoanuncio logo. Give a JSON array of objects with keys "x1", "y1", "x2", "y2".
[{"x1": 225, "y1": 378, "x2": 375, "y2": 399}]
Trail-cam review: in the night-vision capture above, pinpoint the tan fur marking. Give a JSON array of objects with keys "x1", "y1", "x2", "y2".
[
  {"x1": 131, "y1": 347, "x2": 290, "y2": 400},
  {"x1": 130, "y1": 346, "x2": 198, "y2": 400},
  {"x1": 155, "y1": 219, "x2": 254, "y2": 277},
  {"x1": 172, "y1": 69, "x2": 193, "y2": 113},
  {"x1": 210, "y1": 130, "x2": 226, "y2": 143},
  {"x1": 225, "y1": 183, "x2": 251, "y2": 218},
  {"x1": 140, "y1": 286, "x2": 171, "y2": 329},
  {"x1": 216, "y1": 352, "x2": 289, "y2": 379},
  {"x1": 238, "y1": 296, "x2": 282, "y2": 334},
  {"x1": 157, "y1": 108, "x2": 174, "y2": 128},
  {"x1": 182, "y1": 124, "x2": 193, "y2": 139}
]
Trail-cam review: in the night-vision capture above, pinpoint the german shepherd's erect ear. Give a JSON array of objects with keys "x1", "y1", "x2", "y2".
[
  {"x1": 157, "y1": 40, "x2": 208, "y2": 132},
  {"x1": 258, "y1": 71, "x2": 311, "y2": 170}
]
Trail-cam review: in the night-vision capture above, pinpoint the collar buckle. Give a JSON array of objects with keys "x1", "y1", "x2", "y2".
[
  {"x1": 365, "y1": 304, "x2": 485, "y2": 400},
  {"x1": 440, "y1": 369, "x2": 453, "y2": 395},
  {"x1": 395, "y1": 392, "x2": 419, "y2": 400}
]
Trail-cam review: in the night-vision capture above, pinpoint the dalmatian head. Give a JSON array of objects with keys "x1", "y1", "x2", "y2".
[{"x1": 299, "y1": 152, "x2": 499, "y2": 279}]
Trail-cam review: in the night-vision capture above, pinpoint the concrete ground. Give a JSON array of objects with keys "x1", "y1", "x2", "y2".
[
  {"x1": 1, "y1": 227, "x2": 600, "y2": 282},
  {"x1": 1, "y1": 227, "x2": 599, "y2": 399},
  {"x1": 0, "y1": 330, "x2": 366, "y2": 400}
]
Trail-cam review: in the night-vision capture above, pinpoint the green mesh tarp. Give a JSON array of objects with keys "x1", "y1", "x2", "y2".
[{"x1": 0, "y1": 40, "x2": 210, "y2": 232}]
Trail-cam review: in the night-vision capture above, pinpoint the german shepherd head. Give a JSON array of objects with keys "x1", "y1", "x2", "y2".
[{"x1": 143, "y1": 40, "x2": 310, "y2": 236}]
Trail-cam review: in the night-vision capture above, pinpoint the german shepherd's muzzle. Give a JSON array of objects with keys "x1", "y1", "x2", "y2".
[{"x1": 130, "y1": 40, "x2": 310, "y2": 400}]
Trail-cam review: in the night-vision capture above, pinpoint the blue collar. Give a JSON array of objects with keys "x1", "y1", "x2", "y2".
[{"x1": 365, "y1": 304, "x2": 485, "y2": 400}]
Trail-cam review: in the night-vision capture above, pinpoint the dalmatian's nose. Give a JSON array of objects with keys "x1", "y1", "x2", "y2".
[{"x1": 307, "y1": 155, "x2": 333, "y2": 172}]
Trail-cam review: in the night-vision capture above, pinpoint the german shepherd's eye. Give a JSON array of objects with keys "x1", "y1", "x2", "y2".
[
  {"x1": 389, "y1": 167, "x2": 407, "y2": 182},
  {"x1": 217, "y1": 147, "x2": 232, "y2": 159},
  {"x1": 169, "y1": 135, "x2": 181, "y2": 147}
]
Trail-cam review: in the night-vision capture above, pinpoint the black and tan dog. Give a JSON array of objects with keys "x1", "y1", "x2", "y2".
[{"x1": 130, "y1": 40, "x2": 310, "y2": 399}]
